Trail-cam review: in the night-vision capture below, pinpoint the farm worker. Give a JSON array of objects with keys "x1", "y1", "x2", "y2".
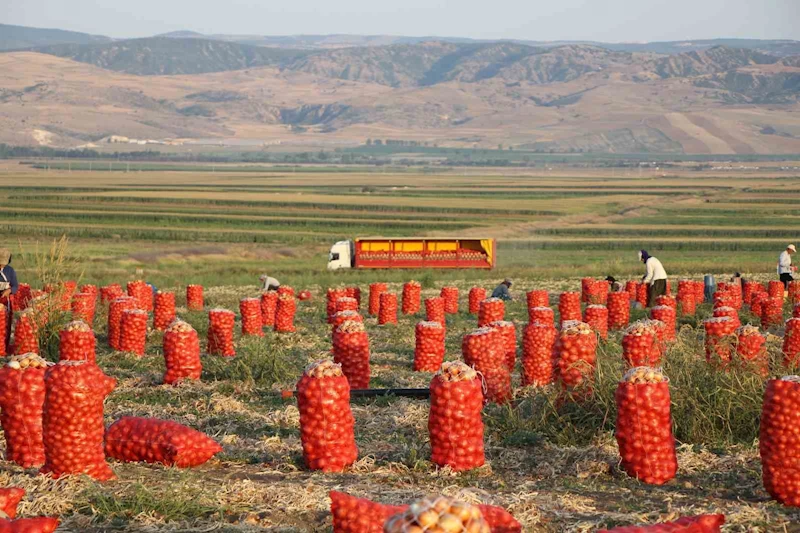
[
  {"x1": 639, "y1": 250, "x2": 667, "y2": 307},
  {"x1": 259, "y1": 274, "x2": 280, "y2": 291},
  {"x1": 0, "y1": 248, "x2": 18, "y2": 346},
  {"x1": 778, "y1": 244, "x2": 797, "y2": 292},
  {"x1": 491, "y1": 278, "x2": 513, "y2": 301},
  {"x1": 605, "y1": 276, "x2": 622, "y2": 292}
]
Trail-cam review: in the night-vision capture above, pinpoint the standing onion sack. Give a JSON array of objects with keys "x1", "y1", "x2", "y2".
[
  {"x1": 425, "y1": 297, "x2": 446, "y2": 326},
  {"x1": 736, "y1": 325, "x2": 768, "y2": 376},
  {"x1": 378, "y1": 292, "x2": 398, "y2": 325},
  {"x1": 207, "y1": 308, "x2": 236, "y2": 357},
  {"x1": 556, "y1": 321, "x2": 598, "y2": 397},
  {"x1": 489, "y1": 320, "x2": 517, "y2": 370},
  {"x1": 760, "y1": 376, "x2": 800, "y2": 506},
  {"x1": 440, "y1": 286, "x2": 459, "y2": 314},
  {"x1": 59, "y1": 320, "x2": 96, "y2": 363},
  {"x1": 522, "y1": 321, "x2": 556, "y2": 387},
  {"x1": 622, "y1": 321, "x2": 661, "y2": 367},
  {"x1": 327, "y1": 288, "x2": 350, "y2": 322},
  {"x1": 584, "y1": 305, "x2": 609, "y2": 340},
  {"x1": 527, "y1": 289, "x2": 549, "y2": 309},
  {"x1": 704, "y1": 317, "x2": 737, "y2": 366},
  {"x1": 163, "y1": 319, "x2": 202, "y2": 385},
  {"x1": 558, "y1": 292, "x2": 581, "y2": 324},
  {"x1": 469, "y1": 287, "x2": 487, "y2": 315},
  {"x1": 186, "y1": 284, "x2": 204, "y2": 311},
  {"x1": 240, "y1": 297, "x2": 264, "y2": 336},
  {"x1": 462, "y1": 327, "x2": 511, "y2": 404},
  {"x1": 127, "y1": 280, "x2": 153, "y2": 312},
  {"x1": 368, "y1": 283, "x2": 387, "y2": 316},
  {"x1": 274, "y1": 294, "x2": 297, "y2": 333},
  {"x1": 607, "y1": 291, "x2": 630, "y2": 330},
  {"x1": 477, "y1": 298, "x2": 504, "y2": 327},
  {"x1": 402, "y1": 281, "x2": 422, "y2": 315},
  {"x1": 153, "y1": 291, "x2": 176, "y2": 331},
  {"x1": 71, "y1": 292, "x2": 96, "y2": 325},
  {"x1": 119, "y1": 309, "x2": 148, "y2": 356},
  {"x1": 414, "y1": 321, "x2": 445, "y2": 372},
  {"x1": 12, "y1": 310, "x2": 38, "y2": 356},
  {"x1": 107, "y1": 296, "x2": 135, "y2": 351},
  {"x1": 260, "y1": 291, "x2": 278, "y2": 327},
  {"x1": 332, "y1": 321, "x2": 370, "y2": 389},
  {"x1": 0, "y1": 354, "x2": 48, "y2": 468}
]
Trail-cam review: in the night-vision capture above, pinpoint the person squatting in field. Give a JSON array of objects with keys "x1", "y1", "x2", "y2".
[
  {"x1": 260, "y1": 274, "x2": 281, "y2": 291},
  {"x1": 639, "y1": 250, "x2": 667, "y2": 307},
  {"x1": 606, "y1": 276, "x2": 622, "y2": 292},
  {"x1": 778, "y1": 244, "x2": 797, "y2": 293},
  {"x1": 491, "y1": 278, "x2": 513, "y2": 301},
  {"x1": 0, "y1": 248, "x2": 19, "y2": 346}
]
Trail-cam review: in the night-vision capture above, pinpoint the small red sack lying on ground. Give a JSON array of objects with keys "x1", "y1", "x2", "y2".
[
  {"x1": 0, "y1": 487, "x2": 26, "y2": 518},
  {"x1": 329, "y1": 491, "x2": 521, "y2": 533},
  {"x1": 105, "y1": 416, "x2": 222, "y2": 467},
  {"x1": 0, "y1": 517, "x2": 60, "y2": 533},
  {"x1": 598, "y1": 514, "x2": 725, "y2": 532}
]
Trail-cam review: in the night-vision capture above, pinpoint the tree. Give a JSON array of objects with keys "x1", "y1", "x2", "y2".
[{"x1": 366, "y1": 138, "x2": 372, "y2": 146}]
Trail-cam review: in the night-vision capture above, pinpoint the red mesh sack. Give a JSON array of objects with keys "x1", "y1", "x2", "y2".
[
  {"x1": 751, "y1": 292, "x2": 768, "y2": 318},
  {"x1": 239, "y1": 297, "x2": 263, "y2": 336},
  {"x1": 636, "y1": 283, "x2": 649, "y2": 308},
  {"x1": 769, "y1": 280, "x2": 785, "y2": 301},
  {"x1": 599, "y1": 514, "x2": 725, "y2": 532},
  {"x1": 41, "y1": 360, "x2": 116, "y2": 480},
  {"x1": 608, "y1": 292, "x2": 630, "y2": 330},
  {"x1": 783, "y1": 318, "x2": 800, "y2": 367},
  {"x1": 186, "y1": 284, "x2": 204, "y2": 311},
  {"x1": 425, "y1": 297, "x2": 446, "y2": 326},
  {"x1": 622, "y1": 322, "x2": 661, "y2": 367},
  {"x1": 790, "y1": 281, "x2": 800, "y2": 305},
  {"x1": 527, "y1": 290, "x2": 549, "y2": 309},
  {"x1": 528, "y1": 306, "x2": 554, "y2": 326},
  {"x1": 208, "y1": 308, "x2": 236, "y2": 357},
  {"x1": 105, "y1": 416, "x2": 222, "y2": 467},
  {"x1": 0, "y1": 307, "x2": 6, "y2": 357},
  {"x1": 760, "y1": 376, "x2": 800, "y2": 506},
  {"x1": 581, "y1": 278, "x2": 594, "y2": 303},
  {"x1": 655, "y1": 294, "x2": 677, "y2": 311},
  {"x1": 44, "y1": 281, "x2": 73, "y2": 312},
  {"x1": 260, "y1": 291, "x2": 278, "y2": 327},
  {"x1": 440, "y1": 286, "x2": 459, "y2": 314},
  {"x1": 336, "y1": 297, "x2": 359, "y2": 314},
  {"x1": 163, "y1": 320, "x2": 201, "y2": 385},
  {"x1": 624, "y1": 281, "x2": 638, "y2": 301},
  {"x1": 429, "y1": 362, "x2": 485, "y2": 471},
  {"x1": 462, "y1": 327, "x2": 510, "y2": 404},
  {"x1": 71, "y1": 292, "x2": 96, "y2": 325},
  {"x1": 296, "y1": 361, "x2": 358, "y2": 472},
  {"x1": 153, "y1": 291, "x2": 176, "y2": 331},
  {"x1": 333, "y1": 321, "x2": 370, "y2": 389},
  {"x1": 645, "y1": 319, "x2": 667, "y2": 358},
  {"x1": 693, "y1": 280, "x2": 705, "y2": 305},
  {"x1": 762, "y1": 296, "x2": 784, "y2": 329},
  {"x1": 489, "y1": 320, "x2": 517, "y2": 370},
  {"x1": 331, "y1": 311, "x2": 363, "y2": 332},
  {"x1": 615, "y1": 367, "x2": 678, "y2": 485},
  {"x1": 327, "y1": 288, "x2": 349, "y2": 322},
  {"x1": 558, "y1": 292, "x2": 581, "y2": 324},
  {"x1": 385, "y1": 497, "x2": 492, "y2": 533},
  {"x1": 79, "y1": 283, "x2": 97, "y2": 298},
  {"x1": 677, "y1": 280, "x2": 696, "y2": 316},
  {"x1": 277, "y1": 286, "x2": 295, "y2": 298},
  {"x1": 587, "y1": 280, "x2": 609, "y2": 305},
  {"x1": 345, "y1": 287, "x2": 361, "y2": 307},
  {"x1": 794, "y1": 302, "x2": 800, "y2": 319},
  {"x1": 712, "y1": 306, "x2": 740, "y2": 329},
  {"x1": 0, "y1": 517, "x2": 60, "y2": 532},
  {"x1": 478, "y1": 298, "x2": 504, "y2": 327},
  {"x1": 704, "y1": 317, "x2": 737, "y2": 366},
  {"x1": 414, "y1": 321, "x2": 445, "y2": 372},
  {"x1": 0, "y1": 355, "x2": 47, "y2": 468},
  {"x1": 402, "y1": 281, "x2": 421, "y2": 315},
  {"x1": 378, "y1": 292, "x2": 398, "y2": 325},
  {"x1": 469, "y1": 287, "x2": 487, "y2": 314},
  {"x1": 119, "y1": 309, "x2": 148, "y2": 356},
  {"x1": 736, "y1": 325, "x2": 768, "y2": 376},
  {"x1": 368, "y1": 283, "x2": 387, "y2": 316},
  {"x1": 12, "y1": 283, "x2": 32, "y2": 310},
  {"x1": 713, "y1": 290, "x2": 735, "y2": 309},
  {"x1": 127, "y1": 280, "x2": 152, "y2": 311},
  {"x1": 650, "y1": 306, "x2": 676, "y2": 341},
  {"x1": 275, "y1": 294, "x2": 297, "y2": 333},
  {"x1": 556, "y1": 321, "x2": 597, "y2": 395},
  {"x1": 12, "y1": 311, "x2": 38, "y2": 356},
  {"x1": 743, "y1": 281, "x2": 756, "y2": 306},
  {"x1": 522, "y1": 321, "x2": 556, "y2": 387},
  {"x1": 0, "y1": 488, "x2": 25, "y2": 519},
  {"x1": 584, "y1": 305, "x2": 608, "y2": 340},
  {"x1": 100, "y1": 283, "x2": 124, "y2": 304},
  {"x1": 107, "y1": 296, "x2": 135, "y2": 351},
  {"x1": 59, "y1": 321, "x2": 95, "y2": 363}
]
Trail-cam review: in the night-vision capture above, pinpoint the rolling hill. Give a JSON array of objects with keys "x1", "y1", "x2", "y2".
[{"x1": 0, "y1": 23, "x2": 111, "y2": 51}]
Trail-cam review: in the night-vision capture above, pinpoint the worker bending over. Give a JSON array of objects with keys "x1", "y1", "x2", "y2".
[
  {"x1": 491, "y1": 278, "x2": 513, "y2": 301},
  {"x1": 639, "y1": 250, "x2": 667, "y2": 307},
  {"x1": 259, "y1": 274, "x2": 281, "y2": 291}
]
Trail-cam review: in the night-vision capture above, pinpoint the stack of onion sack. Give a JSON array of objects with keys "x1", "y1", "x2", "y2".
[
  {"x1": 414, "y1": 321, "x2": 445, "y2": 372},
  {"x1": 71, "y1": 292, "x2": 96, "y2": 325},
  {"x1": 527, "y1": 289, "x2": 549, "y2": 309},
  {"x1": 336, "y1": 297, "x2": 359, "y2": 314},
  {"x1": 598, "y1": 514, "x2": 725, "y2": 533},
  {"x1": 713, "y1": 306, "x2": 740, "y2": 329},
  {"x1": 100, "y1": 283, "x2": 124, "y2": 304},
  {"x1": 478, "y1": 298, "x2": 504, "y2": 327},
  {"x1": 296, "y1": 361, "x2": 358, "y2": 472},
  {"x1": 327, "y1": 288, "x2": 349, "y2": 322},
  {"x1": 529, "y1": 306, "x2": 554, "y2": 327},
  {"x1": 429, "y1": 362, "x2": 485, "y2": 470},
  {"x1": 743, "y1": 281, "x2": 757, "y2": 306},
  {"x1": 275, "y1": 293, "x2": 297, "y2": 333},
  {"x1": 581, "y1": 277, "x2": 594, "y2": 303},
  {"x1": 677, "y1": 280, "x2": 696, "y2": 316},
  {"x1": 751, "y1": 292, "x2": 768, "y2": 318},
  {"x1": 127, "y1": 280, "x2": 153, "y2": 311},
  {"x1": 0, "y1": 354, "x2": 47, "y2": 468},
  {"x1": 345, "y1": 286, "x2": 361, "y2": 307},
  {"x1": 463, "y1": 327, "x2": 511, "y2": 404},
  {"x1": 558, "y1": 292, "x2": 581, "y2": 324},
  {"x1": 120, "y1": 309, "x2": 148, "y2": 356},
  {"x1": 186, "y1": 284, "x2": 204, "y2": 311},
  {"x1": 693, "y1": 280, "x2": 705, "y2": 305},
  {"x1": 207, "y1": 308, "x2": 236, "y2": 357},
  {"x1": 153, "y1": 291, "x2": 176, "y2": 331},
  {"x1": 644, "y1": 319, "x2": 668, "y2": 357},
  {"x1": 333, "y1": 320, "x2": 370, "y2": 389},
  {"x1": 331, "y1": 310, "x2": 363, "y2": 331},
  {"x1": 760, "y1": 376, "x2": 800, "y2": 506},
  {"x1": 59, "y1": 321, "x2": 96, "y2": 363},
  {"x1": 607, "y1": 292, "x2": 630, "y2": 330},
  {"x1": 0, "y1": 306, "x2": 6, "y2": 356},
  {"x1": 384, "y1": 496, "x2": 491, "y2": 533},
  {"x1": 107, "y1": 296, "x2": 135, "y2": 351},
  {"x1": 425, "y1": 297, "x2": 446, "y2": 326},
  {"x1": 378, "y1": 292, "x2": 398, "y2": 325},
  {"x1": 522, "y1": 321, "x2": 557, "y2": 386},
  {"x1": 469, "y1": 287, "x2": 487, "y2": 314},
  {"x1": 0, "y1": 487, "x2": 26, "y2": 518},
  {"x1": 556, "y1": 321, "x2": 598, "y2": 396},
  {"x1": 239, "y1": 297, "x2": 263, "y2": 336},
  {"x1": 624, "y1": 281, "x2": 638, "y2": 301},
  {"x1": 329, "y1": 491, "x2": 522, "y2": 533},
  {"x1": 163, "y1": 320, "x2": 201, "y2": 385},
  {"x1": 615, "y1": 367, "x2": 678, "y2": 485},
  {"x1": 489, "y1": 321, "x2": 517, "y2": 369},
  {"x1": 41, "y1": 360, "x2": 116, "y2": 480},
  {"x1": 769, "y1": 280, "x2": 785, "y2": 300},
  {"x1": 703, "y1": 317, "x2": 737, "y2": 366},
  {"x1": 402, "y1": 281, "x2": 422, "y2": 315},
  {"x1": 12, "y1": 310, "x2": 38, "y2": 356},
  {"x1": 260, "y1": 291, "x2": 278, "y2": 328},
  {"x1": 762, "y1": 296, "x2": 784, "y2": 329},
  {"x1": 587, "y1": 280, "x2": 609, "y2": 305},
  {"x1": 105, "y1": 416, "x2": 222, "y2": 467},
  {"x1": 277, "y1": 285, "x2": 295, "y2": 298},
  {"x1": 440, "y1": 286, "x2": 459, "y2": 314},
  {"x1": 636, "y1": 283, "x2": 648, "y2": 308},
  {"x1": 783, "y1": 318, "x2": 800, "y2": 367},
  {"x1": 622, "y1": 322, "x2": 661, "y2": 367},
  {"x1": 795, "y1": 303, "x2": 800, "y2": 319},
  {"x1": 11, "y1": 283, "x2": 32, "y2": 310},
  {"x1": 736, "y1": 325, "x2": 768, "y2": 376},
  {"x1": 584, "y1": 305, "x2": 608, "y2": 340},
  {"x1": 713, "y1": 289, "x2": 735, "y2": 310},
  {"x1": 368, "y1": 283, "x2": 388, "y2": 316},
  {"x1": 649, "y1": 305, "x2": 676, "y2": 341},
  {"x1": 790, "y1": 281, "x2": 800, "y2": 304}
]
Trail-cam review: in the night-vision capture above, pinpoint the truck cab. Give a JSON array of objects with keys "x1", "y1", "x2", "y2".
[{"x1": 327, "y1": 240, "x2": 355, "y2": 270}]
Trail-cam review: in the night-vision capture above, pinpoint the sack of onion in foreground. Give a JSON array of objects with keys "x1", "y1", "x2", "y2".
[
  {"x1": 0, "y1": 487, "x2": 60, "y2": 532},
  {"x1": 760, "y1": 375, "x2": 800, "y2": 507}
]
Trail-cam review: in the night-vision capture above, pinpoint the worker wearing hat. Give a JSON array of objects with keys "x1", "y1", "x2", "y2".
[
  {"x1": 0, "y1": 248, "x2": 18, "y2": 346},
  {"x1": 639, "y1": 250, "x2": 668, "y2": 307},
  {"x1": 259, "y1": 274, "x2": 281, "y2": 292},
  {"x1": 491, "y1": 278, "x2": 513, "y2": 301},
  {"x1": 778, "y1": 244, "x2": 797, "y2": 291}
]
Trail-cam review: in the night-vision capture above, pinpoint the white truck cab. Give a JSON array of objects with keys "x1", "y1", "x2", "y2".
[{"x1": 327, "y1": 240, "x2": 355, "y2": 270}]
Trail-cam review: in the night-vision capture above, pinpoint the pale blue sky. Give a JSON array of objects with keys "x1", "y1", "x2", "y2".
[{"x1": 4, "y1": 0, "x2": 798, "y2": 42}]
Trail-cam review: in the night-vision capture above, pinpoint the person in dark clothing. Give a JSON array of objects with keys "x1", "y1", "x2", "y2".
[
  {"x1": 491, "y1": 278, "x2": 513, "y2": 301},
  {"x1": 0, "y1": 248, "x2": 19, "y2": 346},
  {"x1": 605, "y1": 276, "x2": 622, "y2": 292}
]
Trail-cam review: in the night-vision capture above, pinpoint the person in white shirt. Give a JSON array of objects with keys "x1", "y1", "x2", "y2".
[
  {"x1": 259, "y1": 274, "x2": 280, "y2": 291},
  {"x1": 639, "y1": 250, "x2": 667, "y2": 307},
  {"x1": 778, "y1": 244, "x2": 797, "y2": 291}
]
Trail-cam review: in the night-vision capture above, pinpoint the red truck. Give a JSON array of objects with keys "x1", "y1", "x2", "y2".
[{"x1": 327, "y1": 238, "x2": 495, "y2": 270}]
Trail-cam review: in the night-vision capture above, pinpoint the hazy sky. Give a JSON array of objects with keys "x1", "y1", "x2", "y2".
[{"x1": 4, "y1": 0, "x2": 799, "y2": 42}]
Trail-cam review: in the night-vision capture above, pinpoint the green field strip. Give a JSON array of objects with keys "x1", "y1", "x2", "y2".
[
  {"x1": 615, "y1": 215, "x2": 800, "y2": 227},
  {"x1": 532, "y1": 227, "x2": 800, "y2": 239}
]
